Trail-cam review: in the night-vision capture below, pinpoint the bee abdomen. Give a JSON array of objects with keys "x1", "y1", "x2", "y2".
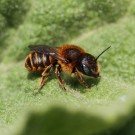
[{"x1": 25, "y1": 52, "x2": 50, "y2": 71}]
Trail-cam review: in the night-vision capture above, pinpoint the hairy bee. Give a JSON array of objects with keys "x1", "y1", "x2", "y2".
[{"x1": 25, "y1": 44, "x2": 110, "y2": 91}]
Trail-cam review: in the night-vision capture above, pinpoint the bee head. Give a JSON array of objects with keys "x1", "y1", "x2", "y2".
[
  {"x1": 76, "y1": 46, "x2": 111, "y2": 78},
  {"x1": 76, "y1": 54, "x2": 100, "y2": 78}
]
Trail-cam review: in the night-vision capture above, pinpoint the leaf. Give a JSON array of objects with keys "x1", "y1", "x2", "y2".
[{"x1": 0, "y1": 16, "x2": 135, "y2": 135}]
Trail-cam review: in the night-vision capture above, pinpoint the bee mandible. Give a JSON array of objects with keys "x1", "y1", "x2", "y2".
[{"x1": 25, "y1": 44, "x2": 111, "y2": 91}]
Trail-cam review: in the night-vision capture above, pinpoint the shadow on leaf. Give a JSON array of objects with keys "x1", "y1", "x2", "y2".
[
  {"x1": 26, "y1": 71, "x2": 101, "y2": 93},
  {"x1": 18, "y1": 107, "x2": 110, "y2": 135},
  {"x1": 63, "y1": 75, "x2": 101, "y2": 93}
]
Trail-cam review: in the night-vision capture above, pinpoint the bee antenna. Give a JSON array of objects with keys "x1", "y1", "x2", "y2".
[{"x1": 96, "y1": 46, "x2": 111, "y2": 60}]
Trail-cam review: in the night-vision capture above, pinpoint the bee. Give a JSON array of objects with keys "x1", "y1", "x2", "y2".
[{"x1": 25, "y1": 44, "x2": 111, "y2": 91}]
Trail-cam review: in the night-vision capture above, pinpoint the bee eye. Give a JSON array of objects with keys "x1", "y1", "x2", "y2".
[{"x1": 82, "y1": 65, "x2": 90, "y2": 75}]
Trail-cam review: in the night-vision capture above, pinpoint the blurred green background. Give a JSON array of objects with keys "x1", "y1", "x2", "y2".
[{"x1": 0, "y1": 0, "x2": 135, "y2": 135}]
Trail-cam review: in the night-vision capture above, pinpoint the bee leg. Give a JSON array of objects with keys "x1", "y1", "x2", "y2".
[
  {"x1": 40, "y1": 64, "x2": 53, "y2": 88},
  {"x1": 55, "y1": 65, "x2": 66, "y2": 91},
  {"x1": 73, "y1": 69, "x2": 90, "y2": 89},
  {"x1": 33, "y1": 64, "x2": 52, "y2": 92}
]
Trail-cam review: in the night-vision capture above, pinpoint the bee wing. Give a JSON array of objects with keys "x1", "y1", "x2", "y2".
[
  {"x1": 29, "y1": 45, "x2": 55, "y2": 54},
  {"x1": 29, "y1": 45, "x2": 68, "y2": 63}
]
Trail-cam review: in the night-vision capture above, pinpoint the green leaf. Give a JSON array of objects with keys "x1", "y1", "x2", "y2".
[
  {"x1": 0, "y1": 0, "x2": 130, "y2": 62},
  {"x1": 0, "y1": 16, "x2": 135, "y2": 135},
  {"x1": 0, "y1": 0, "x2": 134, "y2": 135}
]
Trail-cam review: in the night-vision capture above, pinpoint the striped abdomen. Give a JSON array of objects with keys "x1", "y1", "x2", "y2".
[{"x1": 25, "y1": 51, "x2": 52, "y2": 71}]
